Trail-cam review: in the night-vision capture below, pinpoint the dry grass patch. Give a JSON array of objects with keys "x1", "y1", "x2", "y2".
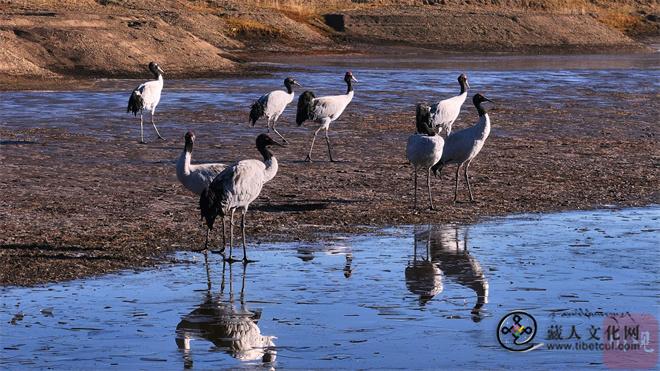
[{"x1": 224, "y1": 16, "x2": 284, "y2": 38}]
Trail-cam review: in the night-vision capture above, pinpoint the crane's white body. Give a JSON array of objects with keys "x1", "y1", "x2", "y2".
[
  {"x1": 406, "y1": 134, "x2": 444, "y2": 170},
  {"x1": 259, "y1": 90, "x2": 294, "y2": 123},
  {"x1": 406, "y1": 134, "x2": 445, "y2": 210},
  {"x1": 176, "y1": 150, "x2": 226, "y2": 195},
  {"x1": 310, "y1": 91, "x2": 354, "y2": 129},
  {"x1": 135, "y1": 76, "x2": 163, "y2": 114},
  {"x1": 431, "y1": 91, "x2": 467, "y2": 136},
  {"x1": 439, "y1": 113, "x2": 490, "y2": 166},
  {"x1": 215, "y1": 157, "x2": 278, "y2": 214}
]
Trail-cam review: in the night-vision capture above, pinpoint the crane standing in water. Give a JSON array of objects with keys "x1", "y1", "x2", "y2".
[
  {"x1": 176, "y1": 131, "x2": 227, "y2": 250},
  {"x1": 200, "y1": 134, "x2": 284, "y2": 264}
]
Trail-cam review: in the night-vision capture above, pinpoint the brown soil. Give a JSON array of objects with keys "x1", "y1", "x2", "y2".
[{"x1": 1, "y1": 82, "x2": 658, "y2": 286}]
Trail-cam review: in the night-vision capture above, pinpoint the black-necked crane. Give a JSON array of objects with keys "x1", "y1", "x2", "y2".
[
  {"x1": 430, "y1": 73, "x2": 469, "y2": 136},
  {"x1": 296, "y1": 71, "x2": 357, "y2": 162},
  {"x1": 176, "y1": 131, "x2": 227, "y2": 249},
  {"x1": 406, "y1": 103, "x2": 445, "y2": 210},
  {"x1": 127, "y1": 62, "x2": 165, "y2": 143},
  {"x1": 431, "y1": 93, "x2": 494, "y2": 203},
  {"x1": 249, "y1": 77, "x2": 301, "y2": 143},
  {"x1": 200, "y1": 134, "x2": 284, "y2": 264}
]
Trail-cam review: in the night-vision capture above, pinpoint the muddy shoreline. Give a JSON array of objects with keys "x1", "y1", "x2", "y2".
[{"x1": 1, "y1": 56, "x2": 659, "y2": 287}]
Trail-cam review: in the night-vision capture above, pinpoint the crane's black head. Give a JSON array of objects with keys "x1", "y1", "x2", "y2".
[
  {"x1": 473, "y1": 93, "x2": 493, "y2": 105},
  {"x1": 184, "y1": 131, "x2": 195, "y2": 152},
  {"x1": 473, "y1": 93, "x2": 493, "y2": 116},
  {"x1": 344, "y1": 71, "x2": 358, "y2": 83},
  {"x1": 284, "y1": 77, "x2": 301, "y2": 93},
  {"x1": 458, "y1": 73, "x2": 469, "y2": 91},
  {"x1": 148, "y1": 62, "x2": 164, "y2": 76},
  {"x1": 256, "y1": 134, "x2": 285, "y2": 149},
  {"x1": 256, "y1": 134, "x2": 285, "y2": 161},
  {"x1": 284, "y1": 77, "x2": 301, "y2": 88}
]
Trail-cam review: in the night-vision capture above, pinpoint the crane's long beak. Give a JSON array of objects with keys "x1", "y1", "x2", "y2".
[
  {"x1": 273, "y1": 140, "x2": 287, "y2": 147},
  {"x1": 351, "y1": 76, "x2": 359, "y2": 83},
  {"x1": 484, "y1": 97, "x2": 494, "y2": 103},
  {"x1": 293, "y1": 81, "x2": 302, "y2": 87},
  {"x1": 466, "y1": 80, "x2": 470, "y2": 89}
]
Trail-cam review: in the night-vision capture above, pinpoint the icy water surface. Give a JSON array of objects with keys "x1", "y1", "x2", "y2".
[
  {"x1": 1, "y1": 207, "x2": 658, "y2": 369},
  {"x1": 0, "y1": 53, "x2": 658, "y2": 140}
]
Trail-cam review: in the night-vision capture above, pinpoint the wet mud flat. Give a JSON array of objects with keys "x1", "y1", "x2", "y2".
[
  {"x1": 0, "y1": 54, "x2": 658, "y2": 286},
  {"x1": 1, "y1": 208, "x2": 658, "y2": 369}
]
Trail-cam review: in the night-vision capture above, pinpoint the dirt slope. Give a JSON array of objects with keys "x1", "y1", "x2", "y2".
[{"x1": 0, "y1": 0, "x2": 657, "y2": 81}]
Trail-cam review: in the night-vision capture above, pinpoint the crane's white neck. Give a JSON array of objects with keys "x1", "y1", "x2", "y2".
[
  {"x1": 176, "y1": 147, "x2": 192, "y2": 178},
  {"x1": 477, "y1": 114, "x2": 491, "y2": 140},
  {"x1": 263, "y1": 157, "x2": 279, "y2": 183}
]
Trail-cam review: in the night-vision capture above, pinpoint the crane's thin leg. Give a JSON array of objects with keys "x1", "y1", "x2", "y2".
[
  {"x1": 204, "y1": 249, "x2": 211, "y2": 291},
  {"x1": 413, "y1": 232, "x2": 418, "y2": 261},
  {"x1": 204, "y1": 227, "x2": 210, "y2": 251},
  {"x1": 151, "y1": 111, "x2": 165, "y2": 141},
  {"x1": 465, "y1": 162, "x2": 475, "y2": 202},
  {"x1": 427, "y1": 167, "x2": 434, "y2": 210},
  {"x1": 240, "y1": 262, "x2": 247, "y2": 305},
  {"x1": 221, "y1": 217, "x2": 226, "y2": 253},
  {"x1": 226, "y1": 209, "x2": 237, "y2": 263},
  {"x1": 241, "y1": 209, "x2": 255, "y2": 264},
  {"x1": 324, "y1": 129, "x2": 335, "y2": 162},
  {"x1": 412, "y1": 167, "x2": 418, "y2": 210},
  {"x1": 271, "y1": 118, "x2": 288, "y2": 144},
  {"x1": 139, "y1": 113, "x2": 145, "y2": 144},
  {"x1": 453, "y1": 164, "x2": 461, "y2": 204},
  {"x1": 306, "y1": 126, "x2": 322, "y2": 162},
  {"x1": 220, "y1": 259, "x2": 227, "y2": 294}
]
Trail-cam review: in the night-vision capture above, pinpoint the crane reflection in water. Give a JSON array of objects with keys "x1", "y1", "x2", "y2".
[
  {"x1": 175, "y1": 254, "x2": 276, "y2": 368},
  {"x1": 406, "y1": 225, "x2": 489, "y2": 322}
]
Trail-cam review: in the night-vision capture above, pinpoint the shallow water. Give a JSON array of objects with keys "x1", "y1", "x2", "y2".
[
  {"x1": 1, "y1": 207, "x2": 658, "y2": 369},
  {"x1": 0, "y1": 53, "x2": 658, "y2": 141}
]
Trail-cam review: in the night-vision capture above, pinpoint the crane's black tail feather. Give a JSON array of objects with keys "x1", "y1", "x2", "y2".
[
  {"x1": 296, "y1": 91, "x2": 316, "y2": 126},
  {"x1": 200, "y1": 186, "x2": 221, "y2": 231},
  {"x1": 249, "y1": 100, "x2": 265, "y2": 126},
  {"x1": 415, "y1": 103, "x2": 435, "y2": 136},
  {"x1": 127, "y1": 90, "x2": 144, "y2": 116}
]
